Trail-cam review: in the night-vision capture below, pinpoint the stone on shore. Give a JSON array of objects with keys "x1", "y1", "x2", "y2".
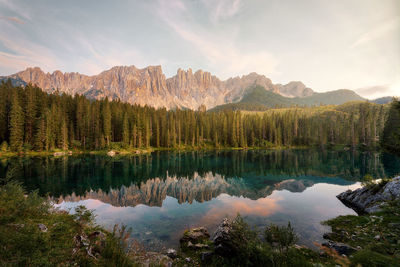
[
  {"x1": 212, "y1": 218, "x2": 236, "y2": 256},
  {"x1": 180, "y1": 227, "x2": 210, "y2": 247},
  {"x1": 337, "y1": 176, "x2": 400, "y2": 213}
]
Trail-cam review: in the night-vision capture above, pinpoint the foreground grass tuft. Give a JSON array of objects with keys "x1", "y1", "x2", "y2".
[{"x1": 0, "y1": 180, "x2": 137, "y2": 266}]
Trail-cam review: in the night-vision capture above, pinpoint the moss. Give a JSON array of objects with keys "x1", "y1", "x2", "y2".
[{"x1": 323, "y1": 201, "x2": 400, "y2": 265}]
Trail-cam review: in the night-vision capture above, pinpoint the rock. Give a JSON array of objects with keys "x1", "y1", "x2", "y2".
[
  {"x1": 323, "y1": 232, "x2": 338, "y2": 240},
  {"x1": 38, "y1": 223, "x2": 48, "y2": 232},
  {"x1": 74, "y1": 234, "x2": 89, "y2": 247},
  {"x1": 107, "y1": 150, "x2": 116, "y2": 157},
  {"x1": 180, "y1": 227, "x2": 210, "y2": 246},
  {"x1": 194, "y1": 243, "x2": 209, "y2": 249},
  {"x1": 388, "y1": 223, "x2": 400, "y2": 229},
  {"x1": 7, "y1": 223, "x2": 25, "y2": 229},
  {"x1": 5, "y1": 66, "x2": 316, "y2": 111},
  {"x1": 374, "y1": 235, "x2": 381, "y2": 240},
  {"x1": 53, "y1": 152, "x2": 66, "y2": 156},
  {"x1": 212, "y1": 218, "x2": 236, "y2": 257},
  {"x1": 337, "y1": 176, "x2": 400, "y2": 214},
  {"x1": 322, "y1": 241, "x2": 357, "y2": 256},
  {"x1": 166, "y1": 248, "x2": 177, "y2": 259},
  {"x1": 185, "y1": 257, "x2": 191, "y2": 262},
  {"x1": 88, "y1": 231, "x2": 106, "y2": 240},
  {"x1": 201, "y1": 251, "x2": 214, "y2": 262}
]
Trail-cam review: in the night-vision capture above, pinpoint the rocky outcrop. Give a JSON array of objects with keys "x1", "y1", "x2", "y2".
[
  {"x1": 212, "y1": 218, "x2": 236, "y2": 256},
  {"x1": 337, "y1": 177, "x2": 400, "y2": 214},
  {"x1": 180, "y1": 227, "x2": 210, "y2": 247},
  {"x1": 321, "y1": 241, "x2": 357, "y2": 256},
  {"x1": 2, "y1": 65, "x2": 316, "y2": 110},
  {"x1": 276, "y1": 81, "x2": 314, "y2": 98}
]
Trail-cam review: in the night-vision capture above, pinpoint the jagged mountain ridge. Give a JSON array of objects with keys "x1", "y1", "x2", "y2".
[
  {"x1": 1, "y1": 65, "x2": 363, "y2": 110},
  {"x1": 2, "y1": 66, "x2": 316, "y2": 110}
]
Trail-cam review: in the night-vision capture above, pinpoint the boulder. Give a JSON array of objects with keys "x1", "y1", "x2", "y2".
[
  {"x1": 107, "y1": 150, "x2": 116, "y2": 157},
  {"x1": 166, "y1": 248, "x2": 177, "y2": 259},
  {"x1": 53, "y1": 152, "x2": 66, "y2": 156},
  {"x1": 38, "y1": 223, "x2": 48, "y2": 232},
  {"x1": 201, "y1": 251, "x2": 214, "y2": 262},
  {"x1": 180, "y1": 227, "x2": 210, "y2": 246},
  {"x1": 337, "y1": 177, "x2": 400, "y2": 213},
  {"x1": 212, "y1": 218, "x2": 235, "y2": 256},
  {"x1": 322, "y1": 241, "x2": 357, "y2": 256}
]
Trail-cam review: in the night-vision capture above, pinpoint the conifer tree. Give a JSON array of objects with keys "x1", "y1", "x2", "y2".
[{"x1": 9, "y1": 93, "x2": 24, "y2": 151}]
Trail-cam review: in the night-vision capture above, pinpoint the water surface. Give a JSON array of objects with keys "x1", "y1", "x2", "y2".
[{"x1": 1, "y1": 149, "x2": 399, "y2": 251}]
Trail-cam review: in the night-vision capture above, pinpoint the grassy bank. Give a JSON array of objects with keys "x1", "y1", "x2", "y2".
[
  {"x1": 323, "y1": 200, "x2": 400, "y2": 266},
  {"x1": 0, "y1": 179, "x2": 139, "y2": 266}
]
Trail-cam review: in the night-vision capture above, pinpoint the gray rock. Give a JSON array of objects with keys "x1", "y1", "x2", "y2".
[
  {"x1": 194, "y1": 243, "x2": 209, "y2": 249},
  {"x1": 107, "y1": 150, "x2": 116, "y2": 157},
  {"x1": 88, "y1": 230, "x2": 106, "y2": 240},
  {"x1": 166, "y1": 248, "x2": 177, "y2": 259},
  {"x1": 337, "y1": 177, "x2": 400, "y2": 214},
  {"x1": 212, "y1": 218, "x2": 236, "y2": 257},
  {"x1": 38, "y1": 223, "x2": 48, "y2": 232},
  {"x1": 322, "y1": 241, "x2": 357, "y2": 256},
  {"x1": 388, "y1": 223, "x2": 400, "y2": 229},
  {"x1": 201, "y1": 251, "x2": 214, "y2": 262},
  {"x1": 180, "y1": 227, "x2": 210, "y2": 246}
]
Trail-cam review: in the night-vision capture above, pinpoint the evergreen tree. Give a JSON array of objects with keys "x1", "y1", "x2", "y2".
[
  {"x1": 122, "y1": 114, "x2": 130, "y2": 146},
  {"x1": 9, "y1": 93, "x2": 24, "y2": 151},
  {"x1": 381, "y1": 99, "x2": 400, "y2": 154}
]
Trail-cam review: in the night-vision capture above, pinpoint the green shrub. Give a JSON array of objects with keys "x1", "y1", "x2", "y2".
[
  {"x1": 0, "y1": 141, "x2": 8, "y2": 152},
  {"x1": 0, "y1": 180, "x2": 136, "y2": 266},
  {"x1": 350, "y1": 249, "x2": 400, "y2": 267},
  {"x1": 264, "y1": 222, "x2": 298, "y2": 253}
]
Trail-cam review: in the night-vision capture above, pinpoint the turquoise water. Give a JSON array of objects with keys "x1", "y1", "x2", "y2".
[{"x1": 2, "y1": 149, "x2": 400, "y2": 251}]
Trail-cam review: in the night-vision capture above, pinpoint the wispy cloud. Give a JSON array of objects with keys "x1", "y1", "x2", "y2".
[
  {"x1": 0, "y1": 33, "x2": 60, "y2": 74},
  {"x1": 350, "y1": 17, "x2": 400, "y2": 49},
  {"x1": 202, "y1": 0, "x2": 242, "y2": 24},
  {"x1": 155, "y1": 0, "x2": 278, "y2": 79},
  {"x1": 0, "y1": 15, "x2": 24, "y2": 24}
]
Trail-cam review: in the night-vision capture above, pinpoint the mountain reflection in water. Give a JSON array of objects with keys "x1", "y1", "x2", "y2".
[
  {"x1": 2, "y1": 149, "x2": 399, "y2": 251},
  {"x1": 56, "y1": 172, "x2": 353, "y2": 207}
]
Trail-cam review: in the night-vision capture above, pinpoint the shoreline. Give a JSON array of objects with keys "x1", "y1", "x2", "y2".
[{"x1": 0, "y1": 144, "x2": 380, "y2": 158}]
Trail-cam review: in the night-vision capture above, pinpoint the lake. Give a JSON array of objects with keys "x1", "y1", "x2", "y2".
[{"x1": 1, "y1": 149, "x2": 400, "y2": 251}]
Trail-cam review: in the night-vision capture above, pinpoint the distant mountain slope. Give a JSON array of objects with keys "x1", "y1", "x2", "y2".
[
  {"x1": 1, "y1": 65, "x2": 364, "y2": 110},
  {"x1": 294, "y1": 89, "x2": 365, "y2": 106},
  {"x1": 370, "y1": 96, "x2": 394, "y2": 104},
  {"x1": 211, "y1": 86, "x2": 366, "y2": 111}
]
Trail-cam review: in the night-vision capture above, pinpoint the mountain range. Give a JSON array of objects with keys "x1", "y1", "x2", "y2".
[{"x1": 1, "y1": 65, "x2": 366, "y2": 110}]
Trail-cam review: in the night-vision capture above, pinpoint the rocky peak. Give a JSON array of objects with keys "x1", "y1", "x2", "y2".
[
  {"x1": 4, "y1": 65, "x2": 321, "y2": 110},
  {"x1": 276, "y1": 81, "x2": 314, "y2": 98}
]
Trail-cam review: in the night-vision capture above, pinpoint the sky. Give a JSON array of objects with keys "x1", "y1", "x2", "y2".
[{"x1": 0, "y1": 0, "x2": 399, "y2": 99}]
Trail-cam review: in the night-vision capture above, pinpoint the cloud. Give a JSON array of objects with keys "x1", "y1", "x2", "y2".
[
  {"x1": 355, "y1": 81, "x2": 400, "y2": 99},
  {"x1": 0, "y1": 16, "x2": 24, "y2": 24},
  {"x1": 350, "y1": 17, "x2": 400, "y2": 49},
  {"x1": 155, "y1": 0, "x2": 278, "y2": 79},
  {"x1": 202, "y1": 0, "x2": 242, "y2": 24},
  {"x1": 196, "y1": 194, "x2": 282, "y2": 226},
  {"x1": 0, "y1": 34, "x2": 59, "y2": 74}
]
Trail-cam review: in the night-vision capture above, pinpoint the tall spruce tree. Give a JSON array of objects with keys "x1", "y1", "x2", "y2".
[{"x1": 9, "y1": 92, "x2": 24, "y2": 151}]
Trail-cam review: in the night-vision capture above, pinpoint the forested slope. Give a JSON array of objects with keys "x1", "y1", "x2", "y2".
[
  {"x1": 0, "y1": 81, "x2": 387, "y2": 152},
  {"x1": 211, "y1": 86, "x2": 365, "y2": 111}
]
